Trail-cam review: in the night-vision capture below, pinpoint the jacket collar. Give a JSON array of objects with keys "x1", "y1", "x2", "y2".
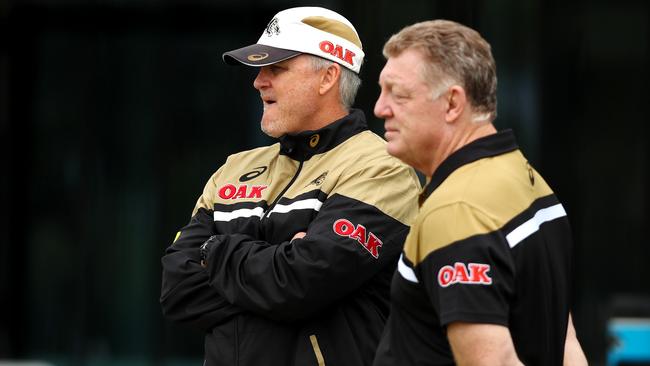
[
  {"x1": 420, "y1": 129, "x2": 519, "y2": 204},
  {"x1": 278, "y1": 109, "x2": 368, "y2": 161}
]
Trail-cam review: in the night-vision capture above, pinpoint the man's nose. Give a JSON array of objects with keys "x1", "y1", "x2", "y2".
[
  {"x1": 253, "y1": 67, "x2": 271, "y2": 90},
  {"x1": 374, "y1": 92, "x2": 392, "y2": 119}
]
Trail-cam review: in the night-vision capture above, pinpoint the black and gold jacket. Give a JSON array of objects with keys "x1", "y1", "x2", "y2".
[{"x1": 161, "y1": 109, "x2": 420, "y2": 366}]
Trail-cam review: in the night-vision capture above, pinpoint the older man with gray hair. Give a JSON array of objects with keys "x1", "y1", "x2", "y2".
[
  {"x1": 160, "y1": 7, "x2": 420, "y2": 366},
  {"x1": 372, "y1": 19, "x2": 587, "y2": 365}
]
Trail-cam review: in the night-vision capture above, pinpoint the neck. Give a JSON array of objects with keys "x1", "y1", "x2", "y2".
[
  {"x1": 424, "y1": 121, "x2": 497, "y2": 179},
  {"x1": 306, "y1": 102, "x2": 348, "y2": 131}
]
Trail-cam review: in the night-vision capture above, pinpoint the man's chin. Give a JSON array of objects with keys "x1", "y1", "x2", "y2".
[
  {"x1": 261, "y1": 121, "x2": 282, "y2": 138},
  {"x1": 386, "y1": 142, "x2": 402, "y2": 158},
  {"x1": 262, "y1": 128, "x2": 281, "y2": 139},
  {"x1": 387, "y1": 147, "x2": 413, "y2": 168}
]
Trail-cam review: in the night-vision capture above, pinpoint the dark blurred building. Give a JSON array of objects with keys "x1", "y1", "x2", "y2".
[{"x1": 1, "y1": 0, "x2": 648, "y2": 365}]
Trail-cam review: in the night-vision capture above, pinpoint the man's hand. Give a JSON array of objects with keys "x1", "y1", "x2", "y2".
[
  {"x1": 200, "y1": 235, "x2": 218, "y2": 268},
  {"x1": 291, "y1": 232, "x2": 306, "y2": 241}
]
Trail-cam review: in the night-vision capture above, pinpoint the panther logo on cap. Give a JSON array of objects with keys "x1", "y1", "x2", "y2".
[{"x1": 265, "y1": 18, "x2": 280, "y2": 37}]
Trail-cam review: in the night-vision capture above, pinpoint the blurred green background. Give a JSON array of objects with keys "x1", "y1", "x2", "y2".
[{"x1": 1, "y1": 0, "x2": 649, "y2": 365}]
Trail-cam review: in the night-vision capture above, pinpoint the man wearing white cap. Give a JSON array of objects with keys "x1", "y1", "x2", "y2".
[{"x1": 160, "y1": 7, "x2": 420, "y2": 366}]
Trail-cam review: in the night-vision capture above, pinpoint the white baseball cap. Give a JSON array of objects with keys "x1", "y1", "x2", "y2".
[{"x1": 223, "y1": 7, "x2": 364, "y2": 74}]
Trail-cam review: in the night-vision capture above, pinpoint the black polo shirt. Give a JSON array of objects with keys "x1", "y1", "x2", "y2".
[{"x1": 373, "y1": 130, "x2": 573, "y2": 365}]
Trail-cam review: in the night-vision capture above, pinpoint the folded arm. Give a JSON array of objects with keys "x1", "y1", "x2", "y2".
[
  {"x1": 160, "y1": 207, "x2": 243, "y2": 331},
  {"x1": 202, "y1": 193, "x2": 410, "y2": 322}
]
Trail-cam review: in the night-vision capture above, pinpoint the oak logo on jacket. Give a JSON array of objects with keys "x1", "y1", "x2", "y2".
[
  {"x1": 437, "y1": 262, "x2": 492, "y2": 288},
  {"x1": 333, "y1": 218, "x2": 383, "y2": 259},
  {"x1": 239, "y1": 166, "x2": 268, "y2": 182},
  {"x1": 218, "y1": 184, "x2": 268, "y2": 200}
]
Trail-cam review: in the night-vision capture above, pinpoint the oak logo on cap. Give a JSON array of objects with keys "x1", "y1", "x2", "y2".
[
  {"x1": 319, "y1": 41, "x2": 355, "y2": 66},
  {"x1": 247, "y1": 53, "x2": 269, "y2": 61}
]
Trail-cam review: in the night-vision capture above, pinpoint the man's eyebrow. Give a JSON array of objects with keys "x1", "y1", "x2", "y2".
[{"x1": 378, "y1": 76, "x2": 396, "y2": 87}]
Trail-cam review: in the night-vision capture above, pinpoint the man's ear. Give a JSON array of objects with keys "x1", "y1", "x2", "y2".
[
  {"x1": 445, "y1": 85, "x2": 467, "y2": 123},
  {"x1": 319, "y1": 63, "x2": 341, "y2": 95}
]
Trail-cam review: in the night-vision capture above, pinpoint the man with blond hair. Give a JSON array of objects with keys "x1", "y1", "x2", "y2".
[
  {"x1": 372, "y1": 20, "x2": 587, "y2": 365},
  {"x1": 160, "y1": 7, "x2": 420, "y2": 366}
]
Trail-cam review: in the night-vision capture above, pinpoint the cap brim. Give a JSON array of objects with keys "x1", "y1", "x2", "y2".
[{"x1": 222, "y1": 44, "x2": 301, "y2": 67}]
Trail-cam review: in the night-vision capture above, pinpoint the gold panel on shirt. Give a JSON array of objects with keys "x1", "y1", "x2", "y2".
[{"x1": 403, "y1": 150, "x2": 554, "y2": 265}]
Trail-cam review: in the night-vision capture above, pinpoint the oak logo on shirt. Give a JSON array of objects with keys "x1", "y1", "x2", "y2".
[
  {"x1": 333, "y1": 218, "x2": 382, "y2": 259},
  {"x1": 437, "y1": 262, "x2": 492, "y2": 288},
  {"x1": 218, "y1": 184, "x2": 267, "y2": 200}
]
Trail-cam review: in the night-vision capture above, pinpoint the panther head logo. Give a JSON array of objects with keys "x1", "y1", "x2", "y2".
[{"x1": 265, "y1": 18, "x2": 280, "y2": 37}]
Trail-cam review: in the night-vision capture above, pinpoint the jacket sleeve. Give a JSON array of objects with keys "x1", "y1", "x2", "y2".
[
  {"x1": 203, "y1": 159, "x2": 420, "y2": 322},
  {"x1": 160, "y1": 207, "x2": 245, "y2": 331},
  {"x1": 160, "y1": 167, "x2": 245, "y2": 331}
]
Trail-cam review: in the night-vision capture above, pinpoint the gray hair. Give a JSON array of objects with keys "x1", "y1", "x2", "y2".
[
  {"x1": 308, "y1": 55, "x2": 361, "y2": 110},
  {"x1": 383, "y1": 20, "x2": 497, "y2": 122}
]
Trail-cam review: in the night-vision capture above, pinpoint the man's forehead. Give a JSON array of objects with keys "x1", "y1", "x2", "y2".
[
  {"x1": 379, "y1": 58, "x2": 421, "y2": 85},
  {"x1": 272, "y1": 54, "x2": 309, "y2": 68},
  {"x1": 272, "y1": 55, "x2": 298, "y2": 67}
]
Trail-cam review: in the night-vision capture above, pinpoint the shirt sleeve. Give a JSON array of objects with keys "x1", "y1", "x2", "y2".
[{"x1": 416, "y1": 203, "x2": 516, "y2": 327}]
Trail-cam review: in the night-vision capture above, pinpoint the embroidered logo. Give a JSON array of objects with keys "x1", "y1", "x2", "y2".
[
  {"x1": 333, "y1": 218, "x2": 382, "y2": 259},
  {"x1": 247, "y1": 53, "x2": 269, "y2": 62},
  {"x1": 309, "y1": 134, "x2": 320, "y2": 148},
  {"x1": 239, "y1": 166, "x2": 268, "y2": 182},
  {"x1": 265, "y1": 18, "x2": 280, "y2": 37},
  {"x1": 218, "y1": 184, "x2": 267, "y2": 200},
  {"x1": 319, "y1": 40, "x2": 355, "y2": 66},
  {"x1": 437, "y1": 262, "x2": 492, "y2": 288},
  {"x1": 306, "y1": 171, "x2": 328, "y2": 187},
  {"x1": 526, "y1": 162, "x2": 535, "y2": 186}
]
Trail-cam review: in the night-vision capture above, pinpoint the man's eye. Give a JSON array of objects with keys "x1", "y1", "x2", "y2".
[{"x1": 394, "y1": 93, "x2": 409, "y2": 101}]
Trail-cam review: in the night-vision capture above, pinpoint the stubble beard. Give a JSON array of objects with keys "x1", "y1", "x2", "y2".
[{"x1": 261, "y1": 114, "x2": 287, "y2": 138}]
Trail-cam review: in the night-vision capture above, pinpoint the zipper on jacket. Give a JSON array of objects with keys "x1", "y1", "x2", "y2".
[
  {"x1": 309, "y1": 334, "x2": 326, "y2": 366},
  {"x1": 262, "y1": 160, "x2": 304, "y2": 219}
]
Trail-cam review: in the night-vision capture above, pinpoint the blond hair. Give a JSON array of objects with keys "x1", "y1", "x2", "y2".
[{"x1": 383, "y1": 20, "x2": 497, "y2": 122}]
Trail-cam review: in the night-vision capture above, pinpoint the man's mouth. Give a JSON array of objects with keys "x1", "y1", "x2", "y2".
[
  {"x1": 262, "y1": 96, "x2": 277, "y2": 106},
  {"x1": 384, "y1": 123, "x2": 397, "y2": 133}
]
